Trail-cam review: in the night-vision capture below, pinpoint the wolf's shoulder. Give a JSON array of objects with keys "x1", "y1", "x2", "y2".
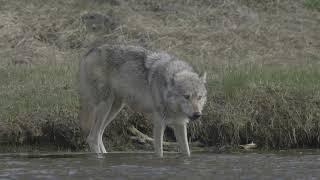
[
  {"x1": 145, "y1": 52, "x2": 173, "y2": 69},
  {"x1": 145, "y1": 51, "x2": 192, "y2": 71}
]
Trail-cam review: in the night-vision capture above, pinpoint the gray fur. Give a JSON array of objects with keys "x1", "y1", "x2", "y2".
[{"x1": 79, "y1": 45, "x2": 207, "y2": 157}]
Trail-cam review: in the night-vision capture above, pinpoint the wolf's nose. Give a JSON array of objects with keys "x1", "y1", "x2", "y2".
[{"x1": 192, "y1": 112, "x2": 202, "y2": 120}]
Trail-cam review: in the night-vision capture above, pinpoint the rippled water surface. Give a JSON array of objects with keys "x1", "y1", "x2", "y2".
[{"x1": 1, "y1": 151, "x2": 320, "y2": 179}]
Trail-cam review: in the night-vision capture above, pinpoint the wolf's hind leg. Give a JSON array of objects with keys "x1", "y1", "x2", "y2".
[
  {"x1": 98, "y1": 98, "x2": 124, "y2": 153},
  {"x1": 87, "y1": 95, "x2": 115, "y2": 153},
  {"x1": 173, "y1": 123, "x2": 190, "y2": 156}
]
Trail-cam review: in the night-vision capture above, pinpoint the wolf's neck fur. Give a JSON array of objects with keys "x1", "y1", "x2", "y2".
[
  {"x1": 145, "y1": 52, "x2": 194, "y2": 85},
  {"x1": 146, "y1": 52, "x2": 173, "y2": 84}
]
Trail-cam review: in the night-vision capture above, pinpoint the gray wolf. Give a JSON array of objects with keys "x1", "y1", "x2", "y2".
[{"x1": 79, "y1": 45, "x2": 207, "y2": 157}]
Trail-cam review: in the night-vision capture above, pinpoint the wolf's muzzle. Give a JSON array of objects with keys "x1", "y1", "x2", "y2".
[{"x1": 189, "y1": 112, "x2": 201, "y2": 120}]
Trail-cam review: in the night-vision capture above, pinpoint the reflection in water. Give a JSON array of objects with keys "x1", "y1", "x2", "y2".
[{"x1": 1, "y1": 151, "x2": 320, "y2": 179}]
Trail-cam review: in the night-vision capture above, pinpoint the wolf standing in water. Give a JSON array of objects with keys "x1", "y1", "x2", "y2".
[{"x1": 79, "y1": 45, "x2": 207, "y2": 157}]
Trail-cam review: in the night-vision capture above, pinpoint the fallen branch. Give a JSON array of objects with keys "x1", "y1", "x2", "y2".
[
  {"x1": 128, "y1": 126, "x2": 204, "y2": 148},
  {"x1": 128, "y1": 126, "x2": 177, "y2": 146},
  {"x1": 128, "y1": 126, "x2": 152, "y2": 143}
]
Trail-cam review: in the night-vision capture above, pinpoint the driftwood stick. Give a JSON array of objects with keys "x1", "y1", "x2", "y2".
[
  {"x1": 128, "y1": 126, "x2": 204, "y2": 148},
  {"x1": 128, "y1": 126, "x2": 177, "y2": 146}
]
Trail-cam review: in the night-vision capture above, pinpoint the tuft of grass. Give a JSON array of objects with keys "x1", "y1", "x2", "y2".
[{"x1": 304, "y1": 0, "x2": 320, "y2": 11}]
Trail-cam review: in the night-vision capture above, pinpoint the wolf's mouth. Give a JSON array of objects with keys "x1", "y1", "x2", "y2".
[
  {"x1": 188, "y1": 112, "x2": 202, "y2": 121},
  {"x1": 188, "y1": 116, "x2": 200, "y2": 121}
]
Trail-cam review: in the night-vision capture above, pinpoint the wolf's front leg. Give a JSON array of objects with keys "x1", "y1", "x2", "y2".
[
  {"x1": 153, "y1": 117, "x2": 165, "y2": 157},
  {"x1": 173, "y1": 123, "x2": 190, "y2": 156}
]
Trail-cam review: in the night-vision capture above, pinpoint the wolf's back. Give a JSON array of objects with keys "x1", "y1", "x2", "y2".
[
  {"x1": 100, "y1": 45, "x2": 148, "y2": 68},
  {"x1": 145, "y1": 52, "x2": 172, "y2": 69}
]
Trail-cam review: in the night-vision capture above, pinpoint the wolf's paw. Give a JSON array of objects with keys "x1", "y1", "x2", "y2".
[{"x1": 87, "y1": 138, "x2": 101, "y2": 153}]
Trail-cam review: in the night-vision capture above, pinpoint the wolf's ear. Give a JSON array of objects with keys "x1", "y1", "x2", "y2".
[{"x1": 200, "y1": 72, "x2": 207, "y2": 84}]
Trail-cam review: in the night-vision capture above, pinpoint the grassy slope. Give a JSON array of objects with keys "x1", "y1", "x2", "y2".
[{"x1": 0, "y1": 0, "x2": 319, "y2": 151}]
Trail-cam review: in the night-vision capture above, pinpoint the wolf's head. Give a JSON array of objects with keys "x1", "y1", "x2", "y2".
[{"x1": 166, "y1": 71, "x2": 207, "y2": 121}]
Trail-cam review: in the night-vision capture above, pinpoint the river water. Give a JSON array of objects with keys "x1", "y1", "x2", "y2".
[{"x1": 0, "y1": 151, "x2": 320, "y2": 179}]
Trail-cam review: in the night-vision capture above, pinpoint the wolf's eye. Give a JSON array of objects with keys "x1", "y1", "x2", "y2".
[
  {"x1": 197, "y1": 96, "x2": 202, "y2": 100},
  {"x1": 183, "y1": 95, "x2": 190, "y2": 100}
]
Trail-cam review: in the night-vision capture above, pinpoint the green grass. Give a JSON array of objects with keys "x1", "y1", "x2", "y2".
[
  {"x1": 0, "y1": 62, "x2": 80, "y2": 148},
  {"x1": 221, "y1": 64, "x2": 320, "y2": 98},
  {"x1": 304, "y1": 0, "x2": 320, "y2": 11},
  {"x1": 0, "y1": 63, "x2": 78, "y2": 118},
  {"x1": 197, "y1": 64, "x2": 320, "y2": 149}
]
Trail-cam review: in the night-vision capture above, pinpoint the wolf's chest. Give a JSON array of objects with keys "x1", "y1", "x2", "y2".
[{"x1": 124, "y1": 90, "x2": 154, "y2": 113}]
